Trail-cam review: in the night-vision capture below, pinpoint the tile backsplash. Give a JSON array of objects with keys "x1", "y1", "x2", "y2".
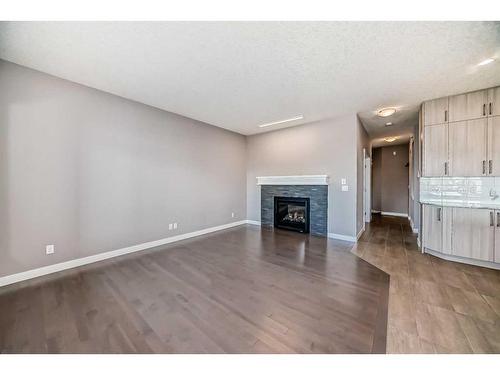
[{"x1": 420, "y1": 177, "x2": 500, "y2": 208}]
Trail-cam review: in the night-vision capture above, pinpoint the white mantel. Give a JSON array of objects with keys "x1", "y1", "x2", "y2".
[{"x1": 256, "y1": 175, "x2": 329, "y2": 186}]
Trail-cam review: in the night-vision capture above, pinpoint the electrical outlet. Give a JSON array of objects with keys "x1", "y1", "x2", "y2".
[
  {"x1": 341, "y1": 178, "x2": 347, "y2": 185},
  {"x1": 173, "y1": 222, "x2": 177, "y2": 229},
  {"x1": 46, "y1": 244, "x2": 55, "y2": 255},
  {"x1": 341, "y1": 185, "x2": 349, "y2": 192},
  {"x1": 168, "y1": 223, "x2": 173, "y2": 230},
  {"x1": 231, "y1": 212, "x2": 235, "y2": 218}
]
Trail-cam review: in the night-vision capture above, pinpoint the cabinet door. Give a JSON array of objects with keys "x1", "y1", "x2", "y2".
[
  {"x1": 423, "y1": 205, "x2": 442, "y2": 252},
  {"x1": 424, "y1": 97, "x2": 448, "y2": 126},
  {"x1": 488, "y1": 86, "x2": 500, "y2": 117},
  {"x1": 423, "y1": 124, "x2": 448, "y2": 176},
  {"x1": 495, "y1": 211, "x2": 500, "y2": 263},
  {"x1": 487, "y1": 116, "x2": 500, "y2": 176},
  {"x1": 449, "y1": 119, "x2": 487, "y2": 176},
  {"x1": 451, "y1": 208, "x2": 494, "y2": 261},
  {"x1": 449, "y1": 90, "x2": 488, "y2": 122}
]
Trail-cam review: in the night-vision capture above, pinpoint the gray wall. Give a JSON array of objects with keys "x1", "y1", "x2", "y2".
[
  {"x1": 246, "y1": 115, "x2": 358, "y2": 238},
  {"x1": 371, "y1": 144, "x2": 409, "y2": 214},
  {"x1": 0, "y1": 60, "x2": 247, "y2": 277},
  {"x1": 356, "y1": 116, "x2": 371, "y2": 235}
]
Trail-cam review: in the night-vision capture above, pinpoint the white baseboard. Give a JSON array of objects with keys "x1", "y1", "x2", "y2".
[
  {"x1": 245, "y1": 220, "x2": 261, "y2": 226},
  {"x1": 409, "y1": 217, "x2": 419, "y2": 234},
  {"x1": 356, "y1": 227, "x2": 365, "y2": 240},
  {"x1": 0, "y1": 220, "x2": 247, "y2": 288},
  {"x1": 381, "y1": 211, "x2": 408, "y2": 218},
  {"x1": 371, "y1": 210, "x2": 381, "y2": 213},
  {"x1": 328, "y1": 232, "x2": 357, "y2": 242}
]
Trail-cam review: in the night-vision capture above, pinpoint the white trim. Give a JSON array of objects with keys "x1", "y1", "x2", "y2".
[
  {"x1": 356, "y1": 227, "x2": 365, "y2": 240},
  {"x1": 381, "y1": 211, "x2": 408, "y2": 218},
  {"x1": 256, "y1": 175, "x2": 329, "y2": 186},
  {"x1": 245, "y1": 220, "x2": 261, "y2": 226},
  {"x1": 0, "y1": 220, "x2": 247, "y2": 288},
  {"x1": 371, "y1": 210, "x2": 381, "y2": 213},
  {"x1": 424, "y1": 248, "x2": 500, "y2": 271},
  {"x1": 327, "y1": 232, "x2": 357, "y2": 242}
]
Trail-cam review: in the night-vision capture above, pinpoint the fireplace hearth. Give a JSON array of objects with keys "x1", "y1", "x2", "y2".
[{"x1": 274, "y1": 196, "x2": 310, "y2": 233}]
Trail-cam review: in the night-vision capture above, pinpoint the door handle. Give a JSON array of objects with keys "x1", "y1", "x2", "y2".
[
  {"x1": 483, "y1": 160, "x2": 486, "y2": 175},
  {"x1": 497, "y1": 212, "x2": 500, "y2": 227},
  {"x1": 490, "y1": 211, "x2": 494, "y2": 226},
  {"x1": 444, "y1": 110, "x2": 448, "y2": 122},
  {"x1": 444, "y1": 161, "x2": 448, "y2": 176},
  {"x1": 437, "y1": 207, "x2": 442, "y2": 222},
  {"x1": 490, "y1": 103, "x2": 493, "y2": 116},
  {"x1": 483, "y1": 103, "x2": 486, "y2": 116},
  {"x1": 489, "y1": 160, "x2": 493, "y2": 175}
]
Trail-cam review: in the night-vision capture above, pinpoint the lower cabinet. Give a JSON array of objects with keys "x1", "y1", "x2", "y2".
[
  {"x1": 422, "y1": 204, "x2": 499, "y2": 264},
  {"x1": 451, "y1": 207, "x2": 494, "y2": 261},
  {"x1": 422, "y1": 205, "x2": 452, "y2": 254}
]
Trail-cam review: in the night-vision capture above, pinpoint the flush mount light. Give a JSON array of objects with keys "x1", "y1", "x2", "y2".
[
  {"x1": 385, "y1": 122, "x2": 393, "y2": 126},
  {"x1": 258, "y1": 115, "x2": 304, "y2": 128},
  {"x1": 478, "y1": 58, "x2": 495, "y2": 66},
  {"x1": 377, "y1": 108, "x2": 396, "y2": 117},
  {"x1": 384, "y1": 136, "x2": 398, "y2": 143}
]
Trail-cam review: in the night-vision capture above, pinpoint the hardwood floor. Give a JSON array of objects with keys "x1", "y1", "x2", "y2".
[
  {"x1": 354, "y1": 214, "x2": 500, "y2": 353},
  {"x1": 0, "y1": 225, "x2": 389, "y2": 353}
]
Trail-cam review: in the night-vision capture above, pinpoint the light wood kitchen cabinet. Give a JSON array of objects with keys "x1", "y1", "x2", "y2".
[
  {"x1": 451, "y1": 207, "x2": 494, "y2": 262},
  {"x1": 487, "y1": 116, "x2": 500, "y2": 176},
  {"x1": 448, "y1": 119, "x2": 487, "y2": 176},
  {"x1": 495, "y1": 211, "x2": 500, "y2": 262},
  {"x1": 424, "y1": 97, "x2": 448, "y2": 126},
  {"x1": 423, "y1": 124, "x2": 448, "y2": 176},
  {"x1": 488, "y1": 86, "x2": 500, "y2": 117},
  {"x1": 422, "y1": 205, "x2": 452, "y2": 254},
  {"x1": 423, "y1": 205, "x2": 442, "y2": 252},
  {"x1": 448, "y1": 89, "x2": 488, "y2": 122}
]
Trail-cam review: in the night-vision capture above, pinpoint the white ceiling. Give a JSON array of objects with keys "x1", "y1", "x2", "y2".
[{"x1": 0, "y1": 22, "x2": 499, "y2": 135}]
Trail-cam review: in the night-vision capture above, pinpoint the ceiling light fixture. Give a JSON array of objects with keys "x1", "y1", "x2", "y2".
[
  {"x1": 377, "y1": 108, "x2": 396, "y2": 117},
  {"x1": 384, "y1": 137, "x2": 398, "y2": 143},
  {"x1": 385, "y1": 122, "x2": 393, "y2": 126},
  {"x1": 478, "y1": 58, "x2": 495, "y2": 66},
  {"x1": 258, "y1": 115, "x2": 304, "y2": 128}
]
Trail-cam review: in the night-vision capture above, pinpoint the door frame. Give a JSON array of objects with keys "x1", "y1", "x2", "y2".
[{"x1": 363, "y1": 148, "x2": 371, "y2": 224}]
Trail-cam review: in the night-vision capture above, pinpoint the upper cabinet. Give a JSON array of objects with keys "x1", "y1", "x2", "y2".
[
  {"x1": 448, "y1": 89, "x2": 488, "y2": 122},
  {"x1": 421, "y1": 85, "x2": 500, "y2": 177},
  {"x1": 423, "y1": 124, "x2": 448, "y2": 177},
  {"x1": 488, "y1": 86, "x2": 500, "y2": 117},
  {"x1": 423, "y1": 97, "x2": 448, "y2": 126},
  {"x1": 448, "y1": 119, "x2": 487, "y2": 176}
]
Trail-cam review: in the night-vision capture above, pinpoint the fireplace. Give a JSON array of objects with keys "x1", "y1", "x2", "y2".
[{"x1": 274, "y1": 196, "x2": 310, "y2": 233}]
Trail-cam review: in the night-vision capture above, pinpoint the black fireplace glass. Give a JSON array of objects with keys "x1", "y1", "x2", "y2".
[{"x1": 274, "y1": 196, "x2": 310, "y2": 233}]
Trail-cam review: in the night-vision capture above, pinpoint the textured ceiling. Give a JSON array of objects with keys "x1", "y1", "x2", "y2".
[{"x1": 0, "y1": 22, "x2": 499, "y2": 135}]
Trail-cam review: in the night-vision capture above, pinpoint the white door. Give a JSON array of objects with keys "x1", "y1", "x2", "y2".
[{"x1": 364, "y1": 156, "x2": 371, "y2": 223}]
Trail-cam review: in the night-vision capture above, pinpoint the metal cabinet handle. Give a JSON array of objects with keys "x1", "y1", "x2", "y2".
[
  {"x1": 483, "y1": 103, "x2": 486, "y2": 116},
  {"x1": 490, "y1": 211, "x2": 494, "y2": 226},
  {"x1": 437, "y1": 207, "x2": 442, "y2": 222},
  {"x1": 490, "y1": 102, "x2": 493, "y2": 115},
  {"x1": 483, "y1": 160, "x2": 486, "y2": 175},
  {"x1": 444, "y1": 110, "x2": 448, "y2": 122},
  {"x1": 497, "y1": 212, "x2": 500, "y2": 227},
  {"x1": 489, "y1": 160, "x2": 493, "y2": 175}
]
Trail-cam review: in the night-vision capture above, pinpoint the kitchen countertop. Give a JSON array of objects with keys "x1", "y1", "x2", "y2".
[{"x1": 420, "y1": 200, "x2": 500, "y2": 210}]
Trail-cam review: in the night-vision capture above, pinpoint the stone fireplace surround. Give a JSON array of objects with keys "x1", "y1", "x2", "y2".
[{"x1": 258, "y1": 175, "x2": 328, "y2": 237}]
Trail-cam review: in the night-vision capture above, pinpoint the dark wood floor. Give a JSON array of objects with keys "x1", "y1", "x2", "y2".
[{"x1": 0, "y1": 225, "x2": 389, "y2": 353}]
